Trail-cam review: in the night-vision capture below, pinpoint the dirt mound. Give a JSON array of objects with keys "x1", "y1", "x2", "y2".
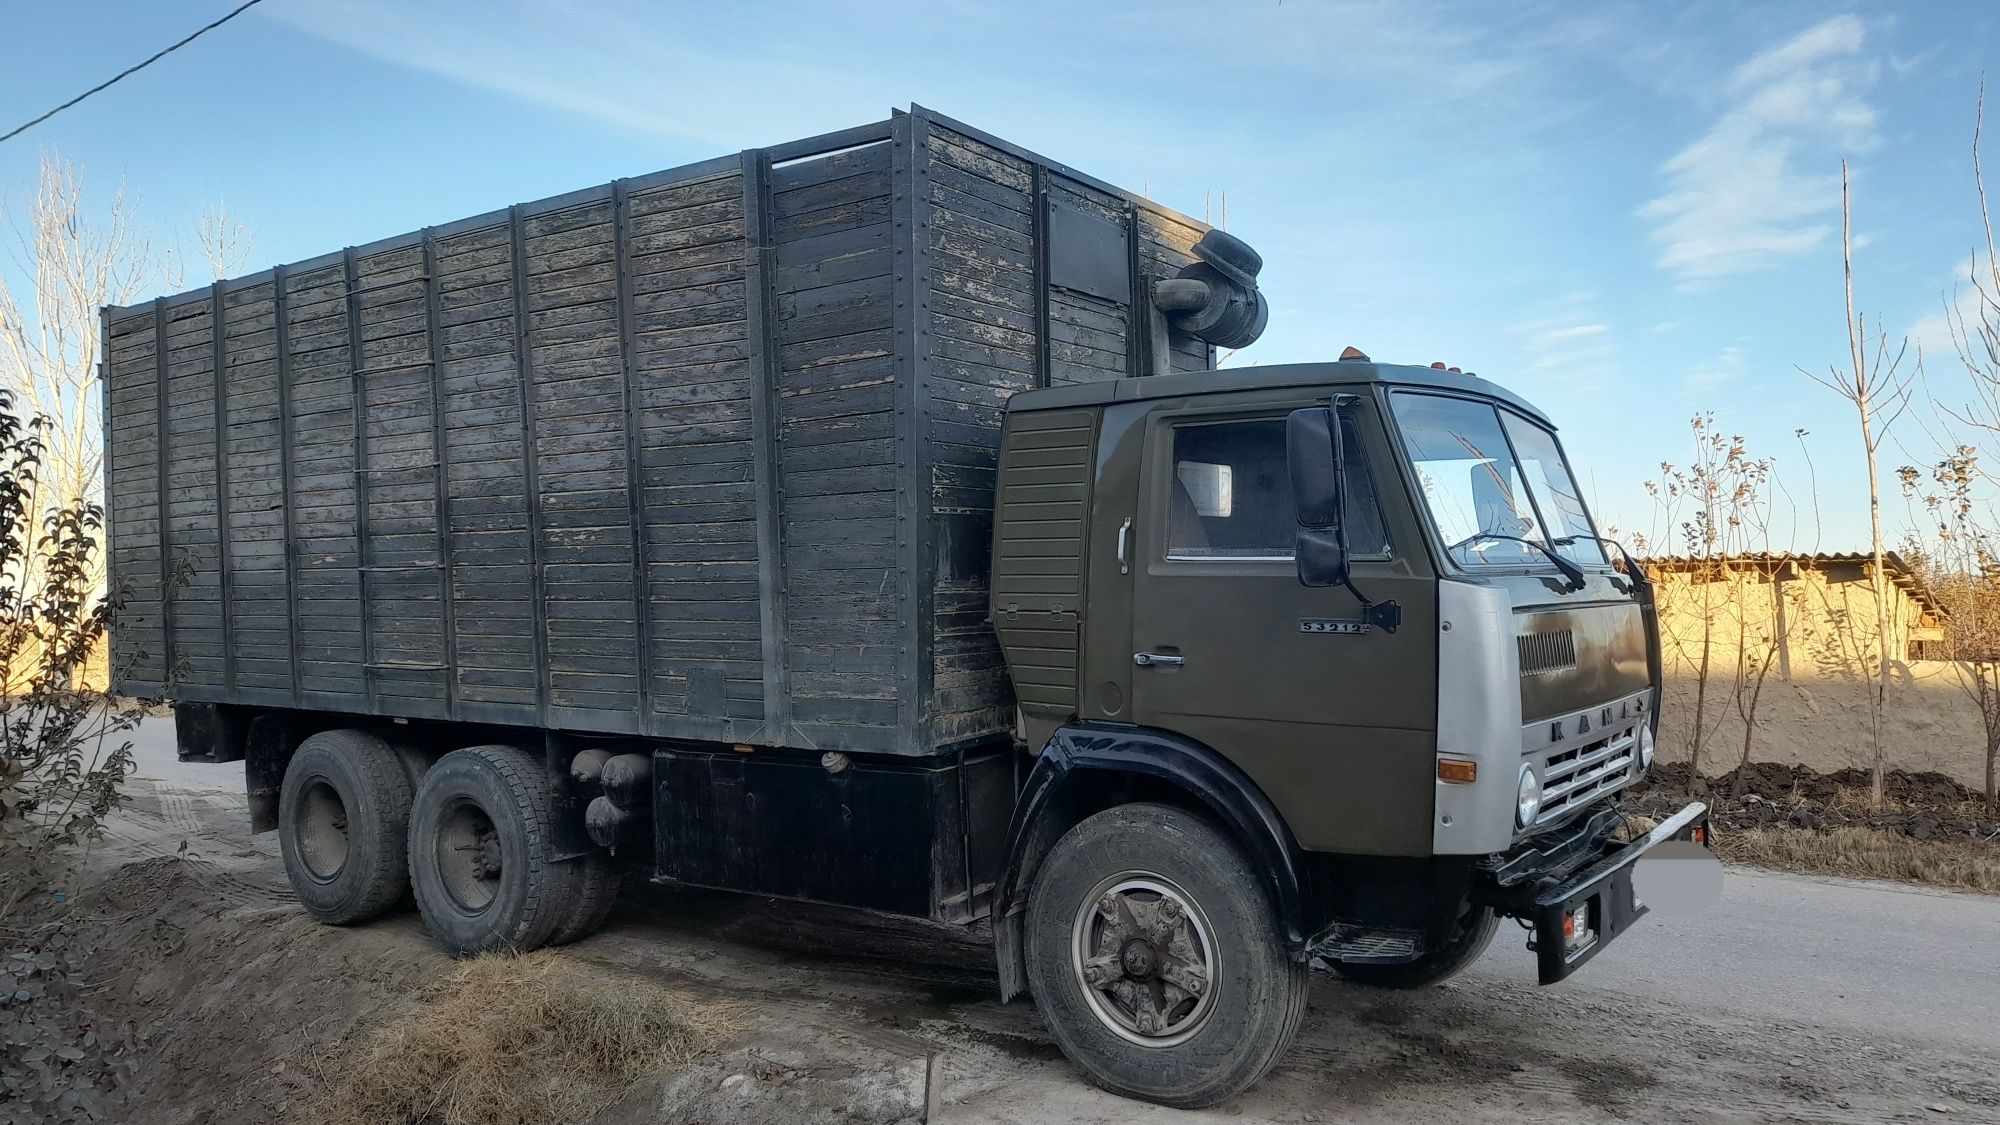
[
  {"x1": 1632, "y1": 762, "x2": 2000, "y2": 841},
  {"x1": 0, "y1": 854, "x2": 438, "y2": 1123},
  {"x1": 2, "y1": 851, "x2": 935, "y2": 1125}
]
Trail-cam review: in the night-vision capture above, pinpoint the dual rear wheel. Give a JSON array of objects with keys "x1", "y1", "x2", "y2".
[{"x1": 276, "y1": 734, "x2": 620, "y2": 952}]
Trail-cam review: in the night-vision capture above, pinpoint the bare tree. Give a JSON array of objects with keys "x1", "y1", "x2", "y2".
[
  {"x1": 1801, "y1": 162, "x2": 1914, "y2": 809},
  {"x1": 196, "y1": 199, "x2": 252, "y2": 281},
  {"x1": 1909, "y1": 84, "x2": 2000, "y2": 804},
  {"x1": 0, "y1": 155, "x2": 162, "y2": 512},
  {"x1": 1642, "y1": 414, "x2": 1776, "y2": 781},
  {"x1": 1936, "y1": 83, "x2": 2000, "y2": 443},
  {"x1": 1900, "y1": 454, "x2": 2000, "y2": 805}
]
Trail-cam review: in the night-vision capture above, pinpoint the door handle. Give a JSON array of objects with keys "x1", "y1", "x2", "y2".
[
  {"x1": 1117, "y1": 517, "x2": 1133, "y2": 575},
  {"x1": 1133, "y1": 651, "x2": 1184, "y2": 668}
]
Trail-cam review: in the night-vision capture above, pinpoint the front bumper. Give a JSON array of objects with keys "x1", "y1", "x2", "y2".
[{"x1": 1478, "y1": 801, "x2": 1709, "y2": 984}]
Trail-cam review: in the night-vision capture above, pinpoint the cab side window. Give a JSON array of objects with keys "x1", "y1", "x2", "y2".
[{"x1": 1166, "y1": 416, "x2": 1390, "y2": 560}]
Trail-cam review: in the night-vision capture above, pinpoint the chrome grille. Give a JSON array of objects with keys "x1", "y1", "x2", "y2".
[
  {"x1": 1536, "y1": 729, "x2": 1638, "y2": 823},
  {"x1": 1517, "y1": 631, "x2": 1577, "y2": 677}
]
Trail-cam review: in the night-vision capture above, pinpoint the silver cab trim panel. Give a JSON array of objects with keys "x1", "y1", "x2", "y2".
[{"x1": 1433, "y1": 580, "x2": 1523, "y2": 854}]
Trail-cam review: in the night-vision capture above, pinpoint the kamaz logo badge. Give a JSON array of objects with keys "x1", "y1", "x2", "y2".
[{"x1": 1300, "y1": 619, "x2": 1370, "y2": 635}]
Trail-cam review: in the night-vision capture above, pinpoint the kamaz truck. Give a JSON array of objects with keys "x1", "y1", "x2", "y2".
[{"x1": 102, "y1": 106, "x2": 1708, "y2": 1107}]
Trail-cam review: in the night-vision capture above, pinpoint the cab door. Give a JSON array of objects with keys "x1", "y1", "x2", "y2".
[{"x1": 1126, "y1": 392, "x2": 1438, "y2": 856}]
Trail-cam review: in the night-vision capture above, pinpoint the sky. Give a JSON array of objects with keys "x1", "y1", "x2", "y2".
[{"x1": 2, "y1": 0, "x2": 1995, "y2": 553}]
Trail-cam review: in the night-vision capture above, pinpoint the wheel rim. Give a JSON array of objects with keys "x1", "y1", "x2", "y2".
[
  {"x1": 297, "y1": 777, "x2": 350, "y2": 883},
  {"x1": 1070, "y1": 871, "x2": 1219, "y2": 1048},
  {"x1": 436, "y1": 797, "x2": 503, "y2": 914}
]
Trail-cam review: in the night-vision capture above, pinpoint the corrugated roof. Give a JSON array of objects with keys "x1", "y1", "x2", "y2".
[{"x1": 1636, "y1": 551, "x2": 1946, "y2": 620}]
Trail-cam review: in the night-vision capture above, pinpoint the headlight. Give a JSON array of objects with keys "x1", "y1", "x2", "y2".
[
  {"x1": 1638, "y1": 723, "x2": 1656, "y2": 769},
  {"x1": 1515, "y1": 765, "x2": 1541, "y2": 827}
]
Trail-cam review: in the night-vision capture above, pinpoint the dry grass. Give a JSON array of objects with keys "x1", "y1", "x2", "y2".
[
  {"x1": 1717, "y1": 826, "x2": 2000, "y2": 894},
  {"x1": 300, "y1": 950, "x2": 738, "y2": 1125}
]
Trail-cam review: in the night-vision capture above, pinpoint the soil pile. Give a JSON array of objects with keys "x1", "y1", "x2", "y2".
[
  {"x1": 1631, "y1": 762, "x2": 2000, "y2": 840},
  {"x1": 0, "y1": 854, "x2": 436, "y2": 1124}
]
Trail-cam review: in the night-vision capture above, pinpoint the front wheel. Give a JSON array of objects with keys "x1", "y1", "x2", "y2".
[{"x1": 1024, "y1": 803, "x2": 1308, "y2": 1108}]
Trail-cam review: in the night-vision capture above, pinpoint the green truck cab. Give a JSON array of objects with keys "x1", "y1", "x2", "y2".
[
  {"x1": 107, "y1": 108, "x2": 1707, "y2": 1109},
  {"x1": 985, "y1": 359, "x2": 1706, "y2": 1100}
]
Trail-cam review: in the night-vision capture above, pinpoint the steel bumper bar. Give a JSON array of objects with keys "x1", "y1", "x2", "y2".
[{"x1": 1488, "y1": 801, "x2": 1710, "y2": 984}]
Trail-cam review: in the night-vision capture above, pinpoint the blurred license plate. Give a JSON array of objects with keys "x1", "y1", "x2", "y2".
[{"x1": 1564, "y1": 901, "x2": 1595, "y2": 955}]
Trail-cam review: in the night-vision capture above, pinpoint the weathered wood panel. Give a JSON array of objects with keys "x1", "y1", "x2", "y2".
[
  {"x1": 106, "y1": 310, "x2": 166, "y2": 689},
  {"x1": 919, "y1": 124, "x2": 1032, "y2": 746},
  {"x1": 220, "y1": 279, "x2": 291, "y2": 701},
  {"x1": 914, "y1": 121, "x2": 1215, "y2": 749},
  {"x1": 104, "y1": 108, "x2": 1218, "y2": 757},
  {"x1": 769, "y1": 140, "x2": 902, "y2": 745},
  {"x1": 630, "y1": 170, "x2": 764, "y2": 739}
]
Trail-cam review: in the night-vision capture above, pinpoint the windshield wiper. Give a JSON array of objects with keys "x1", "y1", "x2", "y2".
[
  {"x1": 1453, "y1": 532, "x2": 1585, "y2": 591},
  {"x1": 1553, "y1": 535, "x2": 1647, "y2": 591}
]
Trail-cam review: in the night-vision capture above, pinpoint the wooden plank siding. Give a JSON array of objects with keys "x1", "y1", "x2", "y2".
[
  {"x1": 103, "y1": 107, "x2": 1218, "y2": 758},
  {"x1": 914, "y1": 120, "x2": 1214, "y2": 749},
  {"x1": 105, "y1": 313, "x2": 165, "y2": 687}
]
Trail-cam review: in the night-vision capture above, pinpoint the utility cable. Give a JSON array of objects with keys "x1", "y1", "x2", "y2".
[{"x1": 0, "y1": 0, "x2": 270, "y2": 147}]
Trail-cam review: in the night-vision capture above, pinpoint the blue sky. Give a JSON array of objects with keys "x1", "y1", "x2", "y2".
[{"x1": 3, "y1": 0, "x2": 1994, "y2": 551}]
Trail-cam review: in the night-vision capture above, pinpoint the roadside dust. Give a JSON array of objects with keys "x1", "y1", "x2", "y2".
[{"x1": 8, "y1": 756, "x2": 1999, "y2": 1123}]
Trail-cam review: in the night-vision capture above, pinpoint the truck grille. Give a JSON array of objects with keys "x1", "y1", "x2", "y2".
[
  {"x1": 1536, "y1": 729, "x2": 1638, "y2": 824},
  {"x1": 1517, "y1": 631, "x2": 1577, "y2": 677}
]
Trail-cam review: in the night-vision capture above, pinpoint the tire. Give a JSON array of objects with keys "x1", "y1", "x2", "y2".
[
  {"x1": 407, "y1": 744, "x2": 570, "y2": 956},
  {"x1": 548, "y1": 852, "x2": 623, "y2": 946},
  {"x1": 1330, "y1": 902, "x2": 1499, "y2": 989},
  {"x1": 1024, "y1": 803, "x2": 1309, "y2": 1108},
  {"x1": 277, "y1": 729, "x2": 413, "y2": 925}
]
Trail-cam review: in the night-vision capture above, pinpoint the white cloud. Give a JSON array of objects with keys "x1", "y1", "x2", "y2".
[
  {"x1": 1513, "y1": 293, "x2": 1616, "y2": 392},
  {"x1": 262, "y1": 0, "x2": 1611, "y2": 184},
  {"x1": 263, "y1": 0, "x2": 908, "y2": 149},
  {"x1": 1640, "y1": 15, "x2": 1880, "y2": 285},
  {"x1": 1684, "y1": 345, "x2": 1746, "y2": 392},
  {"x1": 1532, "y1": 323, "x2": 1610, "y2": 346}
]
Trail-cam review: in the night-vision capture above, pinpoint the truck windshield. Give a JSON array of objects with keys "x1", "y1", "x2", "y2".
[{"x1": 1388, "y1": 391, "x2": 1608, "y2": 570}]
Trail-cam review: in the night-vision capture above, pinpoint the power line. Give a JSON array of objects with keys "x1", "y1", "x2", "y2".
[{"x1": 0, "y1": 0, "x2": 270, "y2": 147}]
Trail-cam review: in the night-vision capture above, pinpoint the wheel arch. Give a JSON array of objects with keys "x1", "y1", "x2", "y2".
[{"x1": 991, "y1": 723, "x2": 1309, "y2": 1001}]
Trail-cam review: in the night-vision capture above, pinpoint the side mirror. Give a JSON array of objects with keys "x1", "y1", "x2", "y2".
[
  {"x1": 1286, "y1": 407, "x2": 1340, "y2": 527},
  {"x1": 1294, "y1": 527, "x2": 1349, "y2": 588},
  {"x1": 1286, "y1": 405, "x2": 1349, "y2": 589}
]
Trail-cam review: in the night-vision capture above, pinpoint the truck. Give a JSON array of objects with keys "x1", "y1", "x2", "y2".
[{"x1": 101, "y1": 105, "x2": 1708, "y2": 1108}]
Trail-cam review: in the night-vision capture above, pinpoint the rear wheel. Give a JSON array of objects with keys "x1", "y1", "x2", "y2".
[
  {"x1": 1330, "y1": 902, "x2": 1498, "y2": 989},
  {"x1": 407, "y1": 745, "x2": 569, "y2": 956},
  {"x1": 548, "y1": 852, "x2": 623, "y2": 946},
  {"x1": 1024, "y1": 803, "x2": 1308, "y2": 1108},
  {"x1": 277, "y1": 730, "x2": 412, "y2": 924}
]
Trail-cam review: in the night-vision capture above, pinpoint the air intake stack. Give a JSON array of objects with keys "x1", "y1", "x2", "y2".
[{"x1": 1146, "y1": 229, "x2": 1269, "y2": 373}]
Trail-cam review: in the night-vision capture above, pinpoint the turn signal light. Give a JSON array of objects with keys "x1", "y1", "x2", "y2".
[
  {"x1": 1562, "y1": 912, "x2": 1578, "y2": 940},
  {"x1": 1437, "y1": 759, "x2": 1478, "y2": 784},
  {"x1": 1692, "y1": 824, "x2": 1709, "y2": 846}
]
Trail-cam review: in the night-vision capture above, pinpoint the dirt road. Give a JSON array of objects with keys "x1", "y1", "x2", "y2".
[{"x1": 73, "y1": 720, "x2": 2000, "y2": 1123}]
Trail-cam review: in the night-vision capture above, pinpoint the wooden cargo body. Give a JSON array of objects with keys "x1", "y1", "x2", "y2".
[{"x1": 103, "y1": 106, "x2": 1216, "y2": 756}]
